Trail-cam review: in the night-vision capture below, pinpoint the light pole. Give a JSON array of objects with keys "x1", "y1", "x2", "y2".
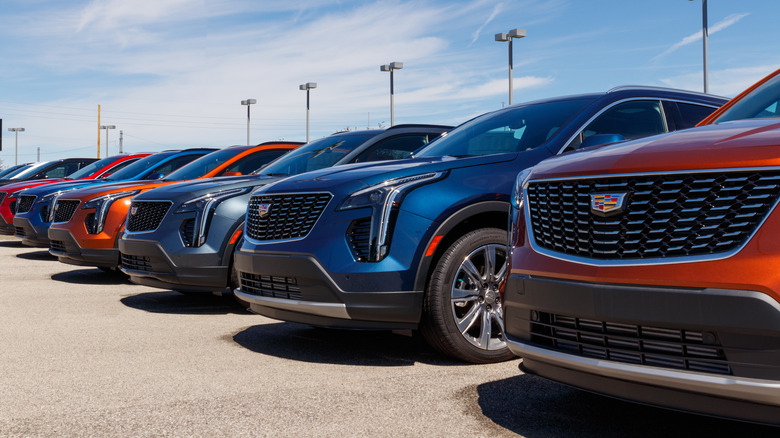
[
  {"x1": 495, "y1": 28, "x2": 527, "y2": 106},
  {"x1": 689, "y1": 0, "x2": 708, "y2": 93},
  {"x1": 299, "y1": 82, "x2": 317, "y2": 142},
  {"x1": 99, "y1": 125, "x2": 116, "y2": 157},
  {"x1": 380, "y1": 62, "x2": 403, "y2": 126},
  {"x1": 241, "y1": 99, "x2": 257, "y2": 145},
  {"x1": 8, "y1": 127, "x2": 25, "y2": 165}
]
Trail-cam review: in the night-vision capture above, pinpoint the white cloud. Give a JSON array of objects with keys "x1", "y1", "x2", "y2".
[
  {"x1": 659, "y1": 65, "x2": 775, "y2": 97},
  {"x1": 470, "y1": 2, "x2": 503, "y2": 45},
  {"x1": 653, "y1": 13, "x2": 749, "y2": 61}
]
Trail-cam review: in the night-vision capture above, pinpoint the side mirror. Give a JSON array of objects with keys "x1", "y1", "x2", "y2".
[
  {"x1": 221, "y1": 171, "x2": 242, "y2": 177},
  {"x1": 581, "y1": 133, "x2": 626, "y2": 149}
]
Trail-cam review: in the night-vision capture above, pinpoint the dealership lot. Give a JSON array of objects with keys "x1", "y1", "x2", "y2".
[{"x1": 0, "y1": 235, "x2": 776, "y2": 437}]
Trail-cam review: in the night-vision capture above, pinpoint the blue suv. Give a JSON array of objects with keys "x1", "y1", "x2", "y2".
[{"x1": 233, "y1": 87, "x2": 727, "y2": 363}]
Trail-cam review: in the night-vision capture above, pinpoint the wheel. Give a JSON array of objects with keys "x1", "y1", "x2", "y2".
[{"x1": 420, "y1": 228, "x2": 515, "y2": 363}]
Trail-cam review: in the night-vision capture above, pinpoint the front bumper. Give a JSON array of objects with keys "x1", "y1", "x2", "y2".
[
  {"x1": 118, "y1": 238, "x2": 228, "y2": 292},
  {"x1": 233, "y1": 250, "x2": 423, "y2": 330},
  {"x1": 13, "y1": 216, "x2": 50, "y2": 247},
  {"x1": 503, "y1": 274, "x2": 780, "y2": 425},
  {"x1": 48, "y1": 227, "x2": 119, "y2": 268}
]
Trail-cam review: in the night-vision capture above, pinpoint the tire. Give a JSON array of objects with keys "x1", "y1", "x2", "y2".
[{"x1": 420, "y1": 227, "x2": 515, "y2": 364}]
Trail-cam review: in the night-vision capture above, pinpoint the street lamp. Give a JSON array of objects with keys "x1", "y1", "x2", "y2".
[
  {"x1": 99, "y1": 125, "x2": 116, "y2": 157},
  {"x1": 7, "y1": 127, "x2": 25, "y2": 165},
  {"x1": 380, "y1": 62, "x2": 403, "y2": 126},
  {"x1": 241, "y1": 99, "x2": 257, "y2": 145},
  {"x1": 299, "y1": 82, "x2": 317, "y2": 143},
  {"x1": 495, "y1": 28, "x2": 527, "y2": 106},
  {"x1": 689, "y1": 0, "x2": 708, "y2": 93}
]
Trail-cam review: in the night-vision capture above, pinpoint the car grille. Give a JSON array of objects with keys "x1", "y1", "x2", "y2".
[
  {"x1": 9, "y1": 200, "x2": 17, "y2": 214},
  {"x1": 53, "y1": 200, "x2": 80, "y2": 223},
  {"x1": 0, "y1": 192, "x2": 5, "y2": 204},
  {"x1": 50, "y1": 240, "x2": 66, "y2": 252},
  {"x1": 121, "y1": 253, "x2": 152, "y2": 272},
  {"x1": 531, "y1": 312, "x2": 731, "y2": 375},
  {"x1": 239, "y1": 272, "x2": 302, "y2": 300},
  {"x1": 180, "y1": 219, "x2": 195, "y2": 246},
  {"x1": 526, "y1": 170, "x2": 780, "y2": 261},
  {"x1": 17, "y1": 195, "x2": 36, "y2": 213},
  {"x1": 246, "y1": 193, "x2": 331, "y2": 241},
  {"x1": 14, "y1": 227, "x2": 25, "y2": 237},
  {"x1": 347, "y1": 218, "x2": 371, "y2": 261},
  {"x1": 126, "y1": 201, "x2": 172, "y2": 232}
]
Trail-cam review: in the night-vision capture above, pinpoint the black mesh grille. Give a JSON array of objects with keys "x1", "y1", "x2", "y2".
[
  {"x1": 14, "y1": 227, "x2": 25, "y2": 237},
  {"x1": 126, "y1": 201, "x2": 172, "y2": 232},
  {"x1": 347, "y1": 218, "x2": 371, "y2": 261},
  {"x1": 17, "y1": 195, "x2": 36, "y2": 213},
  {"x1": 121, "y1": 253, "x2": 152, "y2": 272},
  {"x1": 9, "y1": 200, "x2": 17, "y2": 214},
  {"x1": 239, "y1": 272, "x2": 301, "y2": 300},
  {"x1": 53, "y1": 200, "x2": 80, "y2": 223},
  {"x1": 180, "y1": 219, "x2": 195, "y2": 246},
  {"x1": 526, "y1": 171, "x2": 780, "y2": 260},
  {"x1": 50, "y1": 240, "x2": 66, "y2": 252},
  {"x1": 246, "y1": 193, "x2": 331, "y2": 241},
  {"x1": 531, "y1": 312, "x2": 731, "y2": 375},
  {"x1": 0, "y1": 192, "x2": 5, "y2": 204},
  {"x1": 40, "y1": 205, "x2": 50, "y2": 222}
]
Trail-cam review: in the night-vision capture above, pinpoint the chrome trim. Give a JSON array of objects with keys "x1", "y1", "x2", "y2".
[
  {"x1": 506, "y1": 337, "x2": 780, "y2": 407},
  {"x1": 235, "y1": 289, "x2": 351, "y2": 319},
  {"x1": 556, "y1": 97, "x2": 721, "y2": 155},
  {"x1": 523, "y1": 166, "x2": 780, "y2": 266},
  {"x1": 243, "y1": 191, "x2": 333, "y2": 246}
]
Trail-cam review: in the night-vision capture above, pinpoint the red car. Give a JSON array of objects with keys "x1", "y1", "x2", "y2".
[
  {"x1": 503, "y1": 68, "x2": 780, "y2": 424},
  {"x1": 0, "y1": 155, "x2": 146, "y2": 235}
]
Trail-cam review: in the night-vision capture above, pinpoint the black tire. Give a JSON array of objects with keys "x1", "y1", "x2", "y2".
[{"x1": 420, "y1": 227, "x2": 515, "y2": 364}]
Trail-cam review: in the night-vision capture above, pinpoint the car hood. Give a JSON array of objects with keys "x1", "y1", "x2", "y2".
[
  {"x1": 257, "y1": 153, "x2": 518, "y2": 194},
  {"x1": 59, "y1": 180, "x2": 163, "y2": 200},
  {"x1": 0, "y1": 179, "x2": 66, "y2": 194},
  {"x1": 530, "y1": 119, "x2": 780, "y2": 180},
  {"x1": 19, "y1": 179, "x2": 114, "y2": 196},
  {"x1": 135, "y1": 174, "x2": 281, "y2": 203}
]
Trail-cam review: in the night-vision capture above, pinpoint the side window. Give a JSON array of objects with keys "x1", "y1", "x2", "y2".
[
  {"x1": 353, "y1": 134, "x2": 431, "y2": 163},
  {"x1": 565, "y1": 100, "x2": 667, "y2": 152},
  {"x1": 146, "y1": 155, "x2": 201, "y2": 178},
  {"x1": 100, "y1": 158, "x2": 139, "y2": 177},
  {"x1": 673, "y1": 102, "x2": 719, "y2": 130},
  {"x1": 43, "y1": 162, "x2": 80, "y2": 178},
  {"x1": 217, "y1": 149, "x2": 289, "y2": 176}
]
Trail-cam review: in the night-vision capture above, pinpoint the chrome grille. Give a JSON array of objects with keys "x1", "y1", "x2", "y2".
[
  {"x1": 531, "y1": 312, "x2": 731, "y2": 375},
  {"x1": 121, "y1": 253, "x2": 152, "y2": 272},
  {"x1": 246, "y1": 193, "x2": 331, "y2": 241},
  {"x1": 53, "y1": 200, "x2": 80, "y2": 223},
  {"x1": 17, "y1": 195, "x2": 36, "y2": 213},
  {"x1": 526, "y1": 170, "x2": 780, "y2": 260},
  {"x1": 347, "y1": 217, "x2": 371, "y2": 261},
  {"x1": 126, "y1": 201, "x2": 172, "y2": 232},
  {"x1": 239, "y1": 272, "x2": 301, "y2": 300}
]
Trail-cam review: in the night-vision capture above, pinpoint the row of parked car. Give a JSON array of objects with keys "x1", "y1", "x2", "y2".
[{"x1": 2, "y1": 70, "x2": 779, "y2": 424}]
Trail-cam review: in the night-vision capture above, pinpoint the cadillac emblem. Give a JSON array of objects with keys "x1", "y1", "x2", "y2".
[
  {"x1": 130, "y1": 206, "x2": 138, "y2": 216},
  {"x1": 258, "y1": 203, "x2": 272, "y2": 218},
  {"x1": 590, "y1": 192, "x2": 627, "y2": 217}
]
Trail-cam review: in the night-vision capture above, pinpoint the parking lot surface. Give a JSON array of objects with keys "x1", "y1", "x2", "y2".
[{"x1": 0, "y1": 235, "x2": 777, "y2": 437}]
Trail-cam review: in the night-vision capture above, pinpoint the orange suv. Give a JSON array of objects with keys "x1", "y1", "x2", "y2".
[
  {"x1": 48, "y1": 143, "x2": 300, "y2": 270},
  {"x1": 503, "y1": 69, "x2": 780, "y2": 424}
]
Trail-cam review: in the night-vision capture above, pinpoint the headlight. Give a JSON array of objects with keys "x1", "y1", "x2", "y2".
[
  {"x1": 338, "y1": 171, "x2": 447, "y2": 262},
  {"x1": 174, "y1": 187, "x2": 250, "y2": 247},
  {"x1": 82, "y1": 190, "x2": 140, "y2": 234},
  {"x1": 511, "y1": 168, "x2": 532, "y2": 209},
  {"x1": 508, "y1": 168, "x2": 532, "y2": 252}
]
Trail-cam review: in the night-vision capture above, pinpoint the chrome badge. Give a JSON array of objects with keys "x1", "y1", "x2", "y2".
[
  {"x1": 130, "y1": 206, "x2": 138, "y2": 216},
  {"x1": 257, "y1": 203, "x2": 272, "y2": 218},
  {"x1": 590, "y1": 192, "x2": 627, "y2": 217}
]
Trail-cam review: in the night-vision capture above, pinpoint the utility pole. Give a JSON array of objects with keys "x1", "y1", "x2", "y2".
[
  {"x1": 97, "y1": 105, "x2": 101, "y2": 158},
  {"x1": 119, "y1": 130, "x2": 124, "y2": 153},
  {"x1": 37, "y1": 147, "x2": 40, "y2": 161}
]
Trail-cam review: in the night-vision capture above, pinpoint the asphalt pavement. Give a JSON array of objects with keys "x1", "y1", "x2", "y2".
[{"x1": 0, "y1": 235, "x2": 777, "y2": 437}]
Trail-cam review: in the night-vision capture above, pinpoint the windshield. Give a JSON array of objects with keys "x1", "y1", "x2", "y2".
[
  {"x1": 163, "y1": 148, "x2": 242, "y2": 181},
  {"x1": 64, "y1": 156, "x2": 119, "y2": 180},
  {"x1": 104, "y1": 152, "x2": 176, "y2": 181},
  {"x1": 9, "y1": 161, "x2": 52, "y2": 179},
  {"x1": 714, "y1": 73, "x2": 780, "y2": 123},
  {"x1": 256, "y1": 132, "x2": 378, "y2": 176},
  {"x1": 416, "y1": 99, "x2": 594, "y2": 158},
  {"x1": 0, "y1": 164, "x2": 29, "y2": 178}
]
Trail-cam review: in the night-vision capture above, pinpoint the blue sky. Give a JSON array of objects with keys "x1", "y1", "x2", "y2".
[{"x1": 0, "y1": 0, "x2": 778, "y2": 165}]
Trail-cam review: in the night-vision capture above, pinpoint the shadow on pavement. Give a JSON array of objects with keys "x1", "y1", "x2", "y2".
[
  {"x1": 121, "y1": 290, "x2": 250, "y2": 315},
  {"x1": 475, "y1": 373, "x2": 779, "y2": 437},
  {"x1": 51, "y1": 268, "x2": 132, "y2": 285},
  {"x1": 232, "y1": 322, "x2": 471, "y2": 367},
  {"x1": 0, "y1": 239, "x2": 24, "y2": 247},
  {"x1": 16, "y1": 250, "x2": 56, "y2": 261}
]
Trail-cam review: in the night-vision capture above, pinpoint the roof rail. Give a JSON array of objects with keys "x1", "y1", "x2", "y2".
[{"x1": 607, "y1": 85, "x2": 726, "y2": 99}]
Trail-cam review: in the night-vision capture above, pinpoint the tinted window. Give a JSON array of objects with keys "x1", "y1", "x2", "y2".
[
  {"x1": 11, "y1": 162, "x2": 54, "y2": 179},
  {"x1": 715, "y1": 73, "x2": 780, "y2": 122},
  {"x1": 675, "y1": 102, "x2": 718, "y2": 129},
  {"x1": 152, "y1": 154, "x2": 209, "y2": 180},
  {"x1": 163, "y1": 149, "x2": 243, "y2": 181},
  {"x1": 257, "y1": 132, "x2": 378, "y2": 176},
  {"x1": 104, "y1": 153, "x2": 178, "y2": 181},
  {"x1": 42, "y1": 162, "x2": 82, "y2": 178},
  {"x1": 416, "y1": 99, "x2": 594, "y2": 158},
  {"x1": 353, "y1": 134, "x2": 432, "y2": 163},
  {"x1": 565, "y1": 100, "x2": 666, "y2": 151},
  {"x1": 100, "y1": 158, "x2": 140, "y2": 177},
  {"x1": 217, "y1": 149, "x2": 290, "y2": 176},
  {"x1": 65, "y1": 157, "x2": 120, "y2": 180}
]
